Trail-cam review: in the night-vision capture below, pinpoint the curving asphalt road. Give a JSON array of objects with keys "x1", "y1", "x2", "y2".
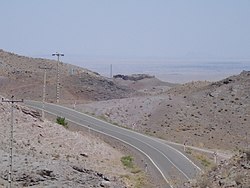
[{"x1": 24, "y1": 100, "x2": 201, "y2": 188}]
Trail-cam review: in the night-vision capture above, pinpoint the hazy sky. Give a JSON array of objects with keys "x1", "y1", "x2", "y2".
[{"x1": 1, "y1": 0, "x2": 250, "y2": 63}]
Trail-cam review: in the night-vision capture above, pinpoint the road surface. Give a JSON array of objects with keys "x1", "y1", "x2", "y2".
[{"x1": 25, "y1": 100, "x2": 201, "y2": 187}]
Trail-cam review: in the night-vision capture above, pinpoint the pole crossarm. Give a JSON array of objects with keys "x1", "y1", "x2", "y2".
[
  {"x1": 52, "y1": 52, "x2": 64, "y2": 57},
  {"x1": 2, "y1": 96, "x2": 24, "y2": 103},
  {"x1": 2, "y1": 96, "x2": 23, "y2": 188},
  {"x1": 39, "y1": 66, "x2": 52, "y2": 70}
]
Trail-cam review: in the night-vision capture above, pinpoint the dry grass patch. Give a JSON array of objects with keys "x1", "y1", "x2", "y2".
[{"x1": 120, "y1": 155, "x2": 147, "y2": 188}]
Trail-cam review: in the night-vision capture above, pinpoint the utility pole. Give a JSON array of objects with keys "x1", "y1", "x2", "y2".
[
  {"x1": 2, "y1": 96, "x2": 23, "y2": 188},
  {"x1": 183, "y1": 140, "x2": 187, "y2": 152},
  {"x1": 110, "y1": 64, "x2": 113, "y2": 79},
  {"x1": 52, "y1": 52, "x2": 64, "y2": 103},
  {"x1": 39, "y1": 65, "x2": 52, "y2": 119},
  {"x1": 213, "y1": 152, "x2": 218, "y2": 164}
]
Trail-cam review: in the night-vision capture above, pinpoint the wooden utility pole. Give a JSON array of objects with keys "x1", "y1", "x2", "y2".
[
  {"x1": 110, "y1": 64, "x2": 113, "y2": 78},
  {"x1": 2, "y1": 96, "x2": 23, "y2": 188},
  {"x1": 39, "y1": 65, "x2": 52, "y2": 119}
]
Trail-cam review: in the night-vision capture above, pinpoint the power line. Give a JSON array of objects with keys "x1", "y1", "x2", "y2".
[{"x1": 2, "y1": 96, "x2": 23, "y2": 188}]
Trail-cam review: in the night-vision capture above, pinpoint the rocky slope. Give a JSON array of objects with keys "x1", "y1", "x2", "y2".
[
  {"x1": 78, "y1": 71, "x2": 250, "y2": 151},
  {"x1": 0, "y1": 99, "x2": 131, "y2": 187},
  {"x1": 1, "y1": 49, "x2": 249, "y2": 187},
  {"x1": 0, "y1": 49, "x2": 136, "y2": 103},
  {"x1": 113, "y1": 74, "x2": 177, "y2": 95},
  {"x1": 185, "y1": 150, "x2": 250, "y2": 188}
]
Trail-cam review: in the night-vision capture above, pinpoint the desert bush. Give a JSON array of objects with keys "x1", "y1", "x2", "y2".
[
  {"x1": 121, "y1": 156, "x2": 134, "y2": 168},
  {"x1": 98, "y1": 115, "x2": 108, "y2": 121},
  {"x1": 196, "y1": 154, "x2": 211, "y2": 167},
  {"x1": 112, "y1": 122, "x2": 119, "y2": 126},
  {"x1": 185, "y1": 148, "x2": 192, "y2": 155},
  {"x1": 56, "y1": 116, "x2": 68, "y2": 128}
]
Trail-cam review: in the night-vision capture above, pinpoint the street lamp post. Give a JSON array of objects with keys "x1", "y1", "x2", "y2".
[{"x1": 52, "y1": 52, "x2": 64, "y2": 103}]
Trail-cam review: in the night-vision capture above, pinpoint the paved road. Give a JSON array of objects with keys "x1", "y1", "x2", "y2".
[{"x1": 25, "y1": 100, "x2": 201, "y2": 188}]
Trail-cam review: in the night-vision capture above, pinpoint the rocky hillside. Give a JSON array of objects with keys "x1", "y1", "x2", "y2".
[
  {"x1": 0, "y1": 98, "x2": 131, "y2": 187},
  {"x1": 0, "y1": 49, "x2": 136, "y2": 103},
  {"x1": 78, "y1": 71, "x2": 250, "y2": 151},
  {"x1": 113, "y1": 74, "x2": 177, "y2": 95},
  {"x1": 186, "y1": 150, "x2": 250, "y2": 188}
]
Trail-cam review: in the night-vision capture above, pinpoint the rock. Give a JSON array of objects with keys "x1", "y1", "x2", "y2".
[
  {"x1": 37, "y1": 169, "x2": 55, "y2": 178},
  {"x1": 14, "y1": 172, "x2": 43, "y2": 186},
  {"x1": 72, "y1": 166, "x2": 93, "y2": 174},
  {"x1": 241, "y1": 163, "x2": 250, "y2": 169},
  {"x1": 113, "y1": 74, "x2": 154, "y2": 81},
  {"x1": 21, "y1": 107, "x2": 41, "y2": 118},
  {"x1": 223, "y1": 180, "x2": 237, "y2": 187},
  {"x1": 100, "y1": 180, "x2": 111, "y2": 188},
  {"x1": 80, "y1": 153, "x2": 88, "y2": 157}
]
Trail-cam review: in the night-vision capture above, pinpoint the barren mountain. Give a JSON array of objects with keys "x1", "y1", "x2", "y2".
[
  {"x1": 78, "y1": 71, "x2": 250, "y2": 151},
  {"x1": 1, "y1": 49, "x2": 249, "y2": 187},
  {"x1": 0, "y1": 49, "x2": 136, "y2": 103},
  {"x1": 0, "y1": 50, "x2": 159, "y2": 188}
]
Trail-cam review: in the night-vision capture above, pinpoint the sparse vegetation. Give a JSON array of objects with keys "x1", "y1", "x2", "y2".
[
  {"x1": 185, "y1": 148, "x2": 192, "y2": 155},
  {"x1": 112, "y1": 122, "x2": 119, "y2": 126},
  {"x1": 120, "y1": 156, "x2": 147, "y2": 187},
  {"x1": 98, "y1": 115, "x2": 108, "y2": 122},
  {"x1": 2, "y1": 49, "x2": 250, "y2": 188},
  {"x1": 187, "y1": 150, "x2": 250, "y2": 187},
  {"x1": 56, "y1": 116, "x2": 68, "y2": 128},
  {"x1": 121, "y1": 155, "x2": 146, "y2": 188},
  {"x1": 195, "y1": 154, "x2": 212, "y2": 167},
  {"x1": 121, "y1": 155, "x2": 134, "y2": 168}
]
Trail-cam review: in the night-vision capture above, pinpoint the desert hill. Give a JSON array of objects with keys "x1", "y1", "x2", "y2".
[
  {"x1": 1, "y1": 49, "x2": 249, "y2": 187},
  {"x1": 0, "y1": 50, "x2": 159, "y2": 187},
  {"x1": 0, "y1": 49, "x2": 137, "y2": 102},
  {"x1": 113, "y1": 74, "x2": 177, "y2": 95},
  {"x1": 186, "y1": 150, "x2": 250, "y2": 187},
  {"x1": 78, "y1": 71, "x2": 250, "y2": 151},
  {"x1": 0, "y1": 98, "x2": 130, "y2": 187}
]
